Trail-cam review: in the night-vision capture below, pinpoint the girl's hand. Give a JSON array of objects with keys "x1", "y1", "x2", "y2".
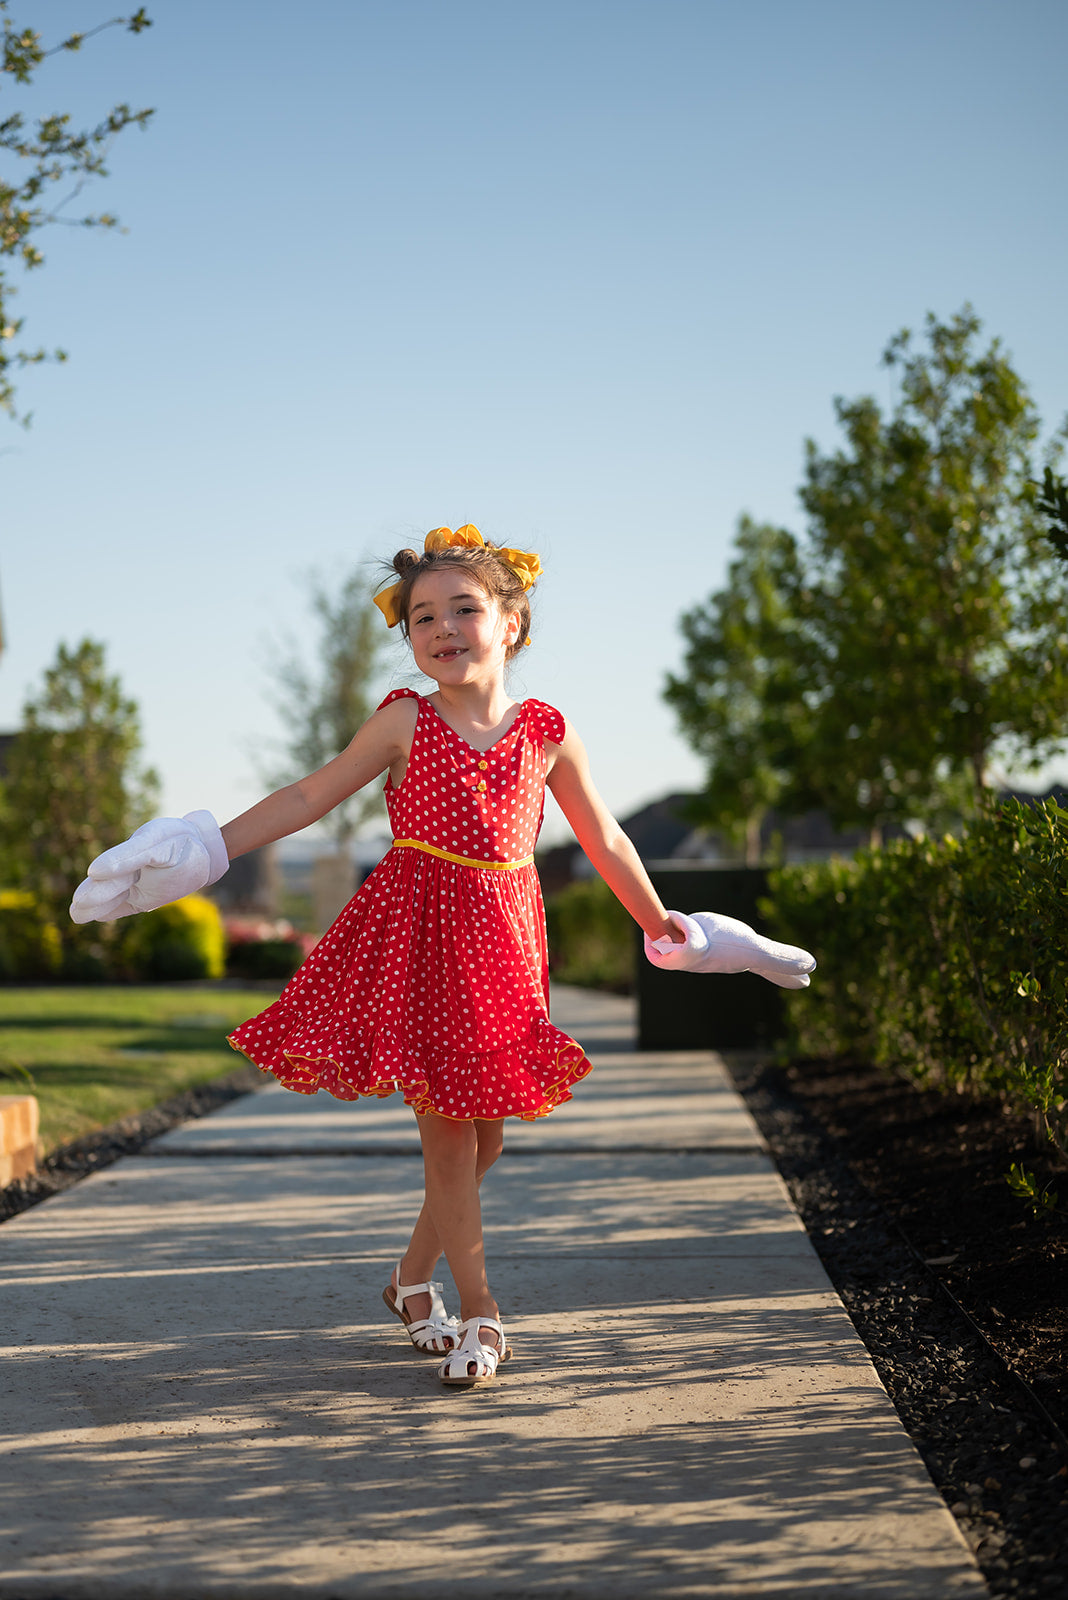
[
  {"x1": 645, "y1": 910, "x2": 816, "y2": 989},
  {"x1": 70, "y1": 811, "x2": 228, "y2": 923}
]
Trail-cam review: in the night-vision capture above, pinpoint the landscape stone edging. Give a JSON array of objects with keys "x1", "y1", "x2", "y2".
[{"x1": 0, "y1": 1093, "x2": 38, "y2": 1186}]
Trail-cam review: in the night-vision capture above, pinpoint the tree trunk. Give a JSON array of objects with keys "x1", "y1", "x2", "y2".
[{"x1": 971, "y1": 743, "x2": 987, "y2": 810}]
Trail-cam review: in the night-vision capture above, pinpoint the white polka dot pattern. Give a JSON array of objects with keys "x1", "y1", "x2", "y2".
[{"x1": 228, "y1": 691, "x2": 592, "y2": 1121}]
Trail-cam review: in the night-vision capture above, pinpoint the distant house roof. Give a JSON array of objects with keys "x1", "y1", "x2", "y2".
[
  {"x1": 535, "y1": 782, "x2": 1068, "y2": 895},
  {"x1": 1004, "y1": 783, "x2": 1068, "y2": 809},
  {"x1": 535, "y1": 792, "x2": 694, "y2": 896},
  {"x1": 619, "y1": 792, "x2": 695, "y2": 860}
]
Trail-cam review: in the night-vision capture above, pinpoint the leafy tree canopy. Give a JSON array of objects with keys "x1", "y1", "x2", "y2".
[
  {"x1": 668, "y1": 309, "x2": 1068, "y2": 846},
  {"x1": 1034, "y1": 466, "x2": 1068, "y2": 565},
  {"x1": 0, "y1": 637, "x2": 158, "y2": 951},
  {"x1": 1, "y1": 4, "x2": 153, "y2": 421},
  {"x1": 664, "y1": 516, "x2": 818, "y2": 863}
]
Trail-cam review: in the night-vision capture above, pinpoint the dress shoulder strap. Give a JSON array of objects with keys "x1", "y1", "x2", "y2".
[
  {"x1": 523, "y1": 699, "x2": 567, "y2": 746},
  {"x1": 376, "y1": 688, "x2": 420, "y2": 712}
]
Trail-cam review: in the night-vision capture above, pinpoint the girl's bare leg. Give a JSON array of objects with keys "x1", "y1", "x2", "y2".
[{"x1": 392, "y1": 1115, "x2": 503, "y2": 1326}]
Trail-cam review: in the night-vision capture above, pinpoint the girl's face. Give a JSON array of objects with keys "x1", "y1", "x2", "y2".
[{"x1": 408, "y1": 567, "x2": 520, "y2": 685}]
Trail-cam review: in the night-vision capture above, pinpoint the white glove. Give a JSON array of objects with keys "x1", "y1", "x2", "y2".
[
  {"x1": 69, "y1": 810, "x2": 229, "y2": 924},
  {"x1": 645, "y1": 909, "x2": 816, "y2": 990}
]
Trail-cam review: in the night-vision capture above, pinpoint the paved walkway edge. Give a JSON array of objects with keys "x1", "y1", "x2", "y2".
[{"x1": 0, "y1": 985, "x2": 985, "y2": 1599}]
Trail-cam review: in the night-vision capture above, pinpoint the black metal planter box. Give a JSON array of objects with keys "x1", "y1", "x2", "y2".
[{"x1": 636, "y1": 866, "x2": 784, "y2": 1051}]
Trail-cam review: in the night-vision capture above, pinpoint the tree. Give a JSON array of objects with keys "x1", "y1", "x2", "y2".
[
  {"x1": 664, "y1": 516, "x2": 817, "y2": 863},
  {"x1": 0, "y1": 637, "x2": 158, "y2": 947},
  {"x1": 1, "y1": 5, "x2": 153, "y2": 421},
  {"x1": 667, "y1": 310, "x2": 1068, "y2": 846},
  {"x1": 1034, "y1": 467, "x2": 1068, "y2": 565},
  {"x1": 264, "y1": 571, "x2": 388, "y2": 849},
  {"x1": 796, "y1": 308, "x2": 1068, "y2": 832}
]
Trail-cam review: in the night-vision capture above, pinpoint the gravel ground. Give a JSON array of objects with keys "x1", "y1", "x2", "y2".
[{"x1": 726, "y1": 1051, "x2": 1068, "y2": 1600}]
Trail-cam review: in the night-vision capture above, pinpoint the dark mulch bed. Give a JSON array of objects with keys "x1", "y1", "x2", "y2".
[
  {"x1": 787, "y1": 1057, "x2": 1067, "y2": 1425},
  {"x1": 726, "y1": 1050, "x2": 1068, "y2": 1599}
]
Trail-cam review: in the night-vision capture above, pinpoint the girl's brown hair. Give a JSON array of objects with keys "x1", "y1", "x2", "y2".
[{"x1": 387, "y1": 544, "x2": 532, "y2": 660}]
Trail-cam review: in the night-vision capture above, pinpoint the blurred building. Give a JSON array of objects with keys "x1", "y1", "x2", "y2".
[
  {"x1": 536, "y1": 786, "x2": 1068, "y2": 897},
  {"x1": 205, "y1": 844, "x2": 281, "y2": 918}
]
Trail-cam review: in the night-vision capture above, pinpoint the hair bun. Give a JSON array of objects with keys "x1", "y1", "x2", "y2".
[{"x1": 392, "y1": 548, "x2": 421, "y2": 576}]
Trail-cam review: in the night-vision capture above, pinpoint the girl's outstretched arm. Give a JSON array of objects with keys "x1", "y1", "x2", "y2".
[
  {"x1": 71, "y1": 697, "x2": 418, "y2": 926},
  {"x1": 545, "y1": 719, "x2": 683, "y2": 943},
  {"x1": 545, "y1": 719, "x2": 816, "y2": 987},
  {"x1": 221, "y1": 697, "x2": 417, "y2": 858}
]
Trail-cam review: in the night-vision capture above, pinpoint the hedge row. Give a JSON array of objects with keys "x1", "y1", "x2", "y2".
[
  {"x1": 543, "y1": 877, "x2": 635, "y2": 993},
  {"x1": 764, "y1": 798, "x2": 1068, "y2": 1173},
  {"x1": 0, "y1": 894, "x2": 305, "y2": 984}
]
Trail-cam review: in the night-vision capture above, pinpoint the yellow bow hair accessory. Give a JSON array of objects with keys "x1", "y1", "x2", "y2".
[
  {"x1": 496, "y1": 545, "x2": 543, "y2": 589},
  {"x1": 423, "y1": 524, "x2": 485, "y2": 554},
  {"x1": 371, "y1": 584, "x2": 406, "y2": 628},
  {"x1": 373, "y1": 525, "x2": 543, "y2": 628}
]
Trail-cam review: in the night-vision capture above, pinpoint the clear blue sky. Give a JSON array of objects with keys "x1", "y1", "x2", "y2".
[{"x1": 2, "y1": 0, "x2": 1066, "y2": 845}]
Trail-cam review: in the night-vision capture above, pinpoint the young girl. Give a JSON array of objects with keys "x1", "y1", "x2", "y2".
[{"x1": 71, "y1": 525, "x2": 814, "y2": 1387}]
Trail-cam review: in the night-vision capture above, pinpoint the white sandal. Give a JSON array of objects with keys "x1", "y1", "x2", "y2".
[
  {"x1": 382, "y1": 1268, "x2": 460, "y2": 1353},
  {"x1": 438, "y1": 1315, "x2": 512, "y2": 1386}
]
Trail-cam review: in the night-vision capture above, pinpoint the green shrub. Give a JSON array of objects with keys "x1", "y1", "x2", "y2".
[
  {"x1": 765, "y1": 798, "x2": 1068, "y2": 1165},
  {"x1": 0, "y1": 890, "x2": 62, "y2": 980},
  {"x1": 60, "y1": 940, "x2": 113, "y2": 983},
  {"x1": 226, "y1": 938, "x2": 303, "y2": 981},
  {"x1": 544, "y1": 876, "x2": 634, "y2": 993},
  {"x1": 122, "y1": 894, "x2": 227, "y2": 982}
]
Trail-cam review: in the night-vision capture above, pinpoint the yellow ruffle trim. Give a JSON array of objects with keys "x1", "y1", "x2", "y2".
[{"x1": 227, "y1": 1033, "x2": 591, "y2": 1123}]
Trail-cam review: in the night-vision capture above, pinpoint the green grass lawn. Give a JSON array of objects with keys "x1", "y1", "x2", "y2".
[{"x1": 0, "y1": 986, "x2": 281, "y2": 1155}]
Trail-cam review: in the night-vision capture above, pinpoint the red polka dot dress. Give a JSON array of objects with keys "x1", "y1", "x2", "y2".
[{"x1": 228, "y1": 691, "x2": 592, "y2": 1120}]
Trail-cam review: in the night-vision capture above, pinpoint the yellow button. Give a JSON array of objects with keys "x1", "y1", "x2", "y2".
[
  {"x1": 476, "y1": 780, "x2": 487, "y2": 792},
  {"x1": 478, "y1": 759, "x2": 488, "y2": 770}
]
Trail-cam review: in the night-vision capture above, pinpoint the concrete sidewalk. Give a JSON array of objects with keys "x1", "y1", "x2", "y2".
[{"x1": 0, "y1": 986, "x2": 984, "y2": 1599}]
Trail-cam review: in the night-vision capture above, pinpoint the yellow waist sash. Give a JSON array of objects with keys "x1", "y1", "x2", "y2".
[{"x1": 392, "y1": 838, "x2": 534, "y2": 871}]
